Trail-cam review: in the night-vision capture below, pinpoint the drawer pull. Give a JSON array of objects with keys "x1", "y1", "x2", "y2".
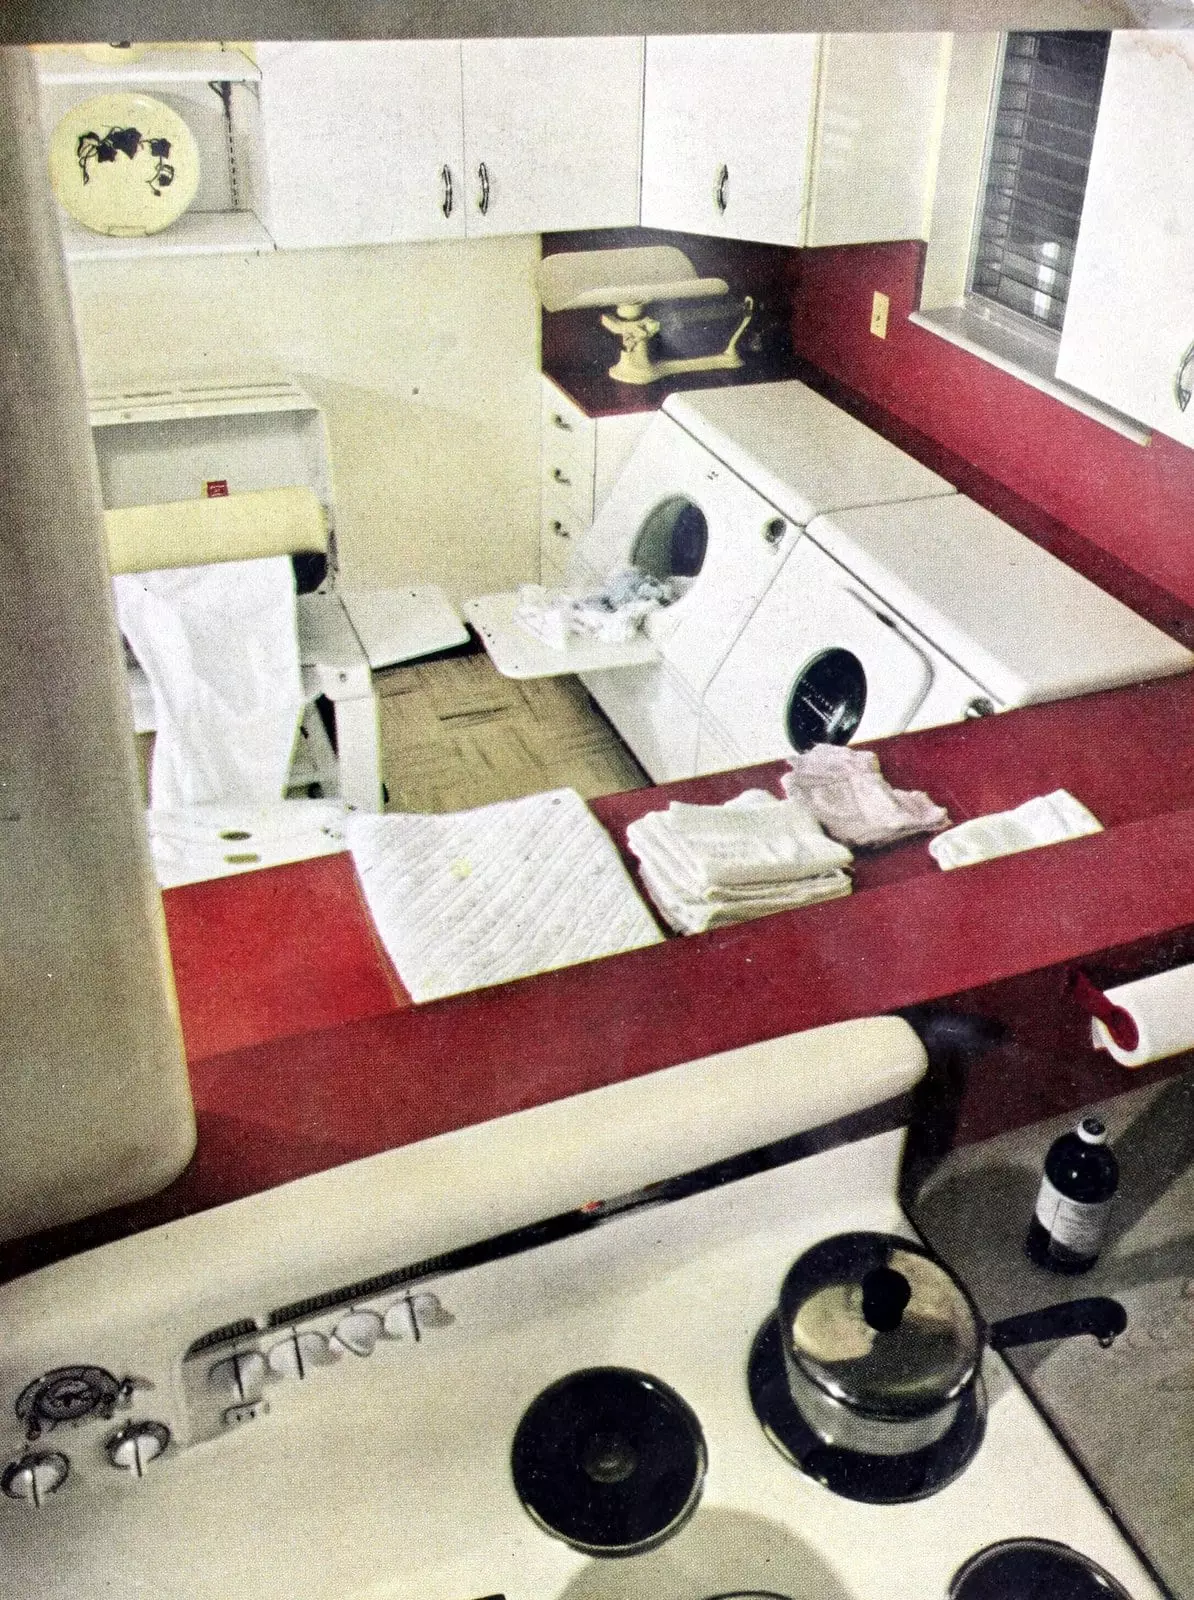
[
  {"x1": 550, "y1": 412, "x2": 573, "y2": 431},
  {"x1": 549, "y1": 519, "x2": 571, "y2": 540},
  {"x1": 551, "y1": 467, "x2": 572, "y2": 485},
  {"x1": 477, "y1": 162, "x2": 491, "y2": 216},
  {"x1": 440, "y1": 165, "x2": 454, "y2": 219}
]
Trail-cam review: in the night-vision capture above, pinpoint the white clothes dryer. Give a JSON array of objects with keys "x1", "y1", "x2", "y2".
[
  {"x1": 571, "y1": 379, "x2": 956, "y2": 782},
  {"x1": 699, "y1": 494, "x2": 1194, "y2": 771}
]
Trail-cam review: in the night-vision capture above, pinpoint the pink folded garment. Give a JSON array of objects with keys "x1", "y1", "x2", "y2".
[{"x1": 781, "y1": 745, "x2": 950, "y2": 849}]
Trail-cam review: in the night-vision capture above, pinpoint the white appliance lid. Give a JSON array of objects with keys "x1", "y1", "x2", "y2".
[
  {"x1": 808, "y1": 496, "x2": 1194, "y2": 704},
  {"x1": 663, "y1": 379, "x2": 955, "y2": 526}
]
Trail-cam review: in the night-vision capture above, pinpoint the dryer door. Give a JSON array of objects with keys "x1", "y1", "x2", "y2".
[
  {"x1": 569, "y1": 412, "x2": 799, "y2": 685},
  {"x1": 701, "y1": 540, "x2": 944, "y2": 765}
]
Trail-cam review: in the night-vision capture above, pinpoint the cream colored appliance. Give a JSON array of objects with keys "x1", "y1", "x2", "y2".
[
  {"x1": 569, "y1": 379, "x2": 956, "y2": 781},
  {"x1": 699, "y1": 494, "x2": 1194, "y2": 771},
  {"x1": 91, "y1": 378, "x2": 467, "y2": 812},
  {"x1": 0, "y1": 1017, "x2": 1162, "y2": 1600}
]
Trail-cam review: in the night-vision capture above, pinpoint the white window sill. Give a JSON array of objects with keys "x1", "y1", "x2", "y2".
[{"x1": 909, "y1": 304, "x2": 1152, "y2": 446}]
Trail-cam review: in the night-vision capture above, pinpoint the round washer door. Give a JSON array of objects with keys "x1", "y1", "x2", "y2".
[{"x1": 701, "y1": 541, "x2": 939, "y2": 765}]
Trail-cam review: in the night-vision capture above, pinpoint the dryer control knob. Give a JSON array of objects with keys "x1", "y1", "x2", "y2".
[
  {"x1": 762, "y1": 517, "x2": 788, "y2": 546},
  {"x1": 106, "y1": 1421, "x2": 170, "y2": 1477},
  {"x1": 2, "y1": 1451, "x2": 69, "y2": 1506}
]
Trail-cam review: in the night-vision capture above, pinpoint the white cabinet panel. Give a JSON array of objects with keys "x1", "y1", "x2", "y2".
[
  {"x1": 1056, "y1": 32, "x2": 1194, "y2": 446},
  {"x1": 806, "y1": 32, "x2": 948, "y2": 247},
  {"x1": 640, "y1": 33, "x2": 944, "y2": 247},
  {"x1": 259, "y1": 41, "x2": 465, "y2": 247},
  {"x1": 461, "y1": 38, "x2": 643, "y2": 238},
  {"x1": 640, "y1": 34, "x2": 818, "y2": 245}
]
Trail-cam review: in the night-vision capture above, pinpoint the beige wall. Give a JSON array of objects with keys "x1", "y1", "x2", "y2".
[{"x1": 68, "y1": 233, "x2": 543, "y2": 601}]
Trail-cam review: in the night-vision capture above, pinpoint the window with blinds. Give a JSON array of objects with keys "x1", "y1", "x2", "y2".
[{"x1": 969, "y1": 31, "x2": 1110, "y2": 334}]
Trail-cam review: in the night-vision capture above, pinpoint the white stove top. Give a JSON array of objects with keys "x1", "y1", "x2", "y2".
[{"x1": 0, "y1": 1019, "x2": 1165, "y2": 1600}]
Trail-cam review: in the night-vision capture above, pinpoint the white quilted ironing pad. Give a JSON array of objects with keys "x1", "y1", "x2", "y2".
[{"x1": 345, "y1": 788, "x2": 664, "y2": 1002}]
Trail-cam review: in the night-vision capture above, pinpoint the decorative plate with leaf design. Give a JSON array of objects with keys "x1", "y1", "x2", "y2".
[{"x1": 48, "y1": 93, "x2": 200, "y2": 238}]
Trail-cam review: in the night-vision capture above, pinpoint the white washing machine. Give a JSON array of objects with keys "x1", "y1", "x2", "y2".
[
  {"x1": 571, "y1": 379, "x2": 956, "y2": 781},
  {"x1": 698, "y1": 494, "x2": 1194, "y2": 771}
]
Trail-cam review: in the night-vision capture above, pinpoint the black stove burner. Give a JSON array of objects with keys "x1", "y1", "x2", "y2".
[
  {"x1": 511, "y1": 1366, "x2": 706, "y2": 1556},
  {"x1": 948, "y1": 1539, "x2": 1135, "y2": 1599},
  {"x1": 747, "y1": 1316, "x2": 986, "y2": 1504}
]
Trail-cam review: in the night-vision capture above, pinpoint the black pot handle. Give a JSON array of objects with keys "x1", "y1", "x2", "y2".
[{"x1": 989, "y1": 1296, "x2": 1127, "y2": 1352}]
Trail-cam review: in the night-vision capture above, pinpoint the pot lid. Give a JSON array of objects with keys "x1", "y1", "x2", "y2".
[{"x1": 779, "y1": 1232, "x2": 982, "y2": 1420}]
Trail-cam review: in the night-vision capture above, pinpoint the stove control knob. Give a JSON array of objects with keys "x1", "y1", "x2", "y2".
[
  {"x1": 331, "y1": 1310, "x2": 384, "y2": 1356},
  {"x1": 267, "y1": 1330, "x2": 335, "y2": 1381},
  {"x1": 2, "y1": 1451, "x2": 69, "y2": 1507},
  {"x1": 410, "y1": 1291, "x2": 455, "y2": 1332},
  {"x1": 208, "y1": 1350, "x2": 267, "y2": 1400},
  {"x1": 106, "y1": 1421, "x2": 170, "y2": 1478},
  {"x1": 382, "y1": 1301, "x2": 411, "y2": 1339}
]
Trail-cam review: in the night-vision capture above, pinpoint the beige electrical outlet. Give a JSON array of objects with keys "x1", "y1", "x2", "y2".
[{"x1": 870, "y1": 292, "x2": 889, "y2": 339}]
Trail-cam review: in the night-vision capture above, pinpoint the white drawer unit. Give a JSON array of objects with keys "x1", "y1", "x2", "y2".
[{"x1": 538, "y1": 377, "x2": 650, "y2": 584}]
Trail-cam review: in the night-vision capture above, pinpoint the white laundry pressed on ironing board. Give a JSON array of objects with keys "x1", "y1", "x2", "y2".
[
  {"x1": 346, "y1": 789, "x2": 664, "y2": 1003},
  {"x1": 114, "y1": 556, "x2": 305, "y2": 810}
]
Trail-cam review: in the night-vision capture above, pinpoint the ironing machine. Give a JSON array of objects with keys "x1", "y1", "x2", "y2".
[{"x1": 93, "y1": 378, "x2": 467, "y2": 818}]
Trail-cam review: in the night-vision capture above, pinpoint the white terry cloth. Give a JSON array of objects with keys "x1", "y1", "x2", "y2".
[
  {"x1": 626, "y1": 788, "x2": 853, "y2": 934},
  {"x1": 346, "y1": 788, "x2": 664, "y2": 1003},
  {"x1": 114, "y1": 556, "x2": 305, "y2": 811},
  {"x1": 147, "y1": 800, "x2": 348, "y2": 888},
  {"x1": 928, "y1": 789, "x2": 1102, "y2": 871},
  {"x1": 515, "y1": 567, "x2": 688, "y2": 649},
  {"x1": 782, "y1": 745, "x2": 951, "y2": 848},
  {"x1": 630, "y1": 789, "x2": 853, "y2": 895}
]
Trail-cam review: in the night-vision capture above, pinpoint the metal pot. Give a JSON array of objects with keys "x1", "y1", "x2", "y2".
[{"x1": 778, "y1": 1232, "x2": 1126, "y2": 1461}]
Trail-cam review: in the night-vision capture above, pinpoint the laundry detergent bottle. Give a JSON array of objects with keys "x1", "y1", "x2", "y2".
[{"x1": 1025, "y1": 1115, "x2": 1119, "y2": 1274}]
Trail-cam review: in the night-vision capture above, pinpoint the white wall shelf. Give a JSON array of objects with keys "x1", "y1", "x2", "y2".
[
  {"x1": 60, "y1": 209, "x2": 273, "y2": 261},
  {"x1": 36, "y1": 46, "x2": 259, "y2": 87}
]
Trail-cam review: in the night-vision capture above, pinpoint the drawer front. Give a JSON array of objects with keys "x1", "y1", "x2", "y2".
[
  {"x1": 539, "y1": 487, "x2": 589, "y2": 583},
  {"x1": 541, "y1": 385, "x2": 597, "y2": 499}
]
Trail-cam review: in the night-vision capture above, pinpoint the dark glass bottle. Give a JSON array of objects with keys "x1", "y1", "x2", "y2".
[{"x1": 1024, "y1": 1115, "x2": 1119, "y2": 1274}]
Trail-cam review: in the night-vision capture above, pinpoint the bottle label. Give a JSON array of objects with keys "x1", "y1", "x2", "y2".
[{"x1": 1034, "y1": 1175, "x2": 1113, "y2": 1257}]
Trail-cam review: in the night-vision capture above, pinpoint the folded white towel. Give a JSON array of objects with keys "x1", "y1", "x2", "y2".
[
  {"x1": 347, "y1": 788, "x2": 663, "y2": 1002},
  {"x1": 630, "y1": 791, "x2": 852, "y2": 896},
  {"x1": 626, "y1": 787, "x2": 853, "y2": 933},
  {"x1": 114, "y1": 555, "x2": 305, "y2": 810},
  {"x1": 637, "y1": 857, "x2": 852, "y2": 935},
  {"x1": 928, "y1": 789, "x2": 1102, "y2": 871},
  {"x1": 782, "y1": 745, "x2": 950, "y2": 848}
]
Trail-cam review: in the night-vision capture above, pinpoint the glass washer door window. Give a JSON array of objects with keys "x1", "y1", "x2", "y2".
[{"x1": 968, "y1": 31, "x2": 1110, "y2": 336}]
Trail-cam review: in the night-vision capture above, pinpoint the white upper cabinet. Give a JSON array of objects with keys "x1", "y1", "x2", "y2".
[
  {"x1": 460, "y1": 38, "x2": 643, "y2": 238},
  {"x1": 259, "y1": 38, "x2": 642, "y2": 247},
  {"x1": 640, "y1": 35, "x2": 818, "y2": 244},
  {"x1": 258, "y1": 42, "x2": 466, "y2": 247},
  {"x1": 1056, "y1": 33, "x2": 1194, "y2": 446},
  {"x1": 641, "y1": 32, "x2": 948, "y2": 247}
]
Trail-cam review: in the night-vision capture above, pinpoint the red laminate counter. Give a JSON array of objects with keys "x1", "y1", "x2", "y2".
[{"x1": 6, "y1": 671, "x2": 1194, "y2": 1282}]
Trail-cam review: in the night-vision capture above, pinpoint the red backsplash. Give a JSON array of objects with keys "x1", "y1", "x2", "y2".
[{"x1": 787, "y1": 240, "x2": 1194, "y2": 610}]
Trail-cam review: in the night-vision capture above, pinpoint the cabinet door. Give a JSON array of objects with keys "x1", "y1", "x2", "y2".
[
  {"x1": 1056, "y1": 32, "x2": 1194, "y2": 445},
  {"x1": 258, "y1": 42, "x2": 465, "y2": 247},
  {"x1": 805, "y1": 33, "x2": 948, "y2": 247},
  {"x1": 640, "y1": 35, "x2": 818, "y2": 245},
  {"x1": 461, "y1": 38, "x2": 643, "y2": 237}
]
